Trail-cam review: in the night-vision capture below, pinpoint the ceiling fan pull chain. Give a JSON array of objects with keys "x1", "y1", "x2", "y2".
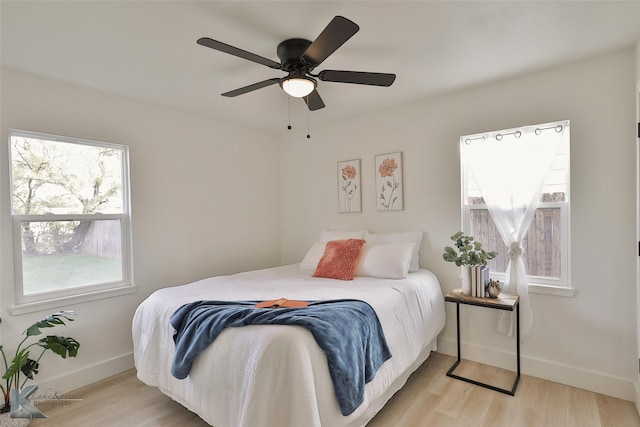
[
  {"x1": 306, "y1": 102, "x2": 311, "y2": 139},
  {"x1": 287, "y1": 96, "x2": 292, "y2": 130}
]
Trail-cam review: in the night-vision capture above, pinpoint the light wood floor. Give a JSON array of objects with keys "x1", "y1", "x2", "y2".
[{"x1": 30, "y1": 352, "x2": 640, "y2": 427}]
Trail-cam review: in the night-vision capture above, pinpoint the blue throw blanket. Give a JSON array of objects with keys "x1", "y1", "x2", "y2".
[{"x1": 170, "y1": 299, "x2": 392, "y2": 416}]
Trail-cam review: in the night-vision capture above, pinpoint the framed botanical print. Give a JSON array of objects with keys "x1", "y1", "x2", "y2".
[
  {"x1": 337, "y1": 159, "x2": 361, "y2": 213},
  {"x1": 375, "y1": 152, "x2": 403, "y2": 211}
]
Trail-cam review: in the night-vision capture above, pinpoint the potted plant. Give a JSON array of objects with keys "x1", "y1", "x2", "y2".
[
  {"x1": 443, "y1": 231, "x2": 498, "y2": 294},
  {"x1": 0, "y1": 311, "x2": 80, "y2": 422}
]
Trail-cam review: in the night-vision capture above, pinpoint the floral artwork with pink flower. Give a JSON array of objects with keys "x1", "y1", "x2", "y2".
[
  {"x1": 376, "y1": 152, "x2": 403, "y2": 211},
  {"x1": 378, "y1": 158, "x2": 397, "y2": 178},
  {"x1": 337, "y1": 160, "x2": 361, "y2": 212},
  {"x1": 342, "y1": 165, "x2": 357, "y2": 180}
]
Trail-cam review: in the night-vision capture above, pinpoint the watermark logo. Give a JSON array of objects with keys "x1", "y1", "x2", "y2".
[
  {"x1": 9, "y1": 386, "x2": 84, "y2": 419},
  {"x1": 10, "y1": 385, "x2": 46, "y2": 419}
]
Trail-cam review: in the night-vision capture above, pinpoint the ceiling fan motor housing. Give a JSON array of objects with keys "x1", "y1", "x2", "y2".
[{"x1": 277, "y1": 38, "x2": 313, "y2": 72}]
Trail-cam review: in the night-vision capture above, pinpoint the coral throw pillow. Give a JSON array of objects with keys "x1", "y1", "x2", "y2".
[{"x1": 313, "y1": 239, "x2": 366, "y2": 280}]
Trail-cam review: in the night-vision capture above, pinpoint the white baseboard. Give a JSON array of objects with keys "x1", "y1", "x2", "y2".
[
  {"x1": 36, "y1": 352, "x2": 135, "y2": 397},
  {"x1": 438, "y1": 337, "x2": 636, "y2": 402}
]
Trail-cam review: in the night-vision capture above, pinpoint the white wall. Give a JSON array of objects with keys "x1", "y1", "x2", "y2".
[
  {"x1": 0, "y1": 67, "x2": 282, "y2": 394},
  {"x1": 636, "y1": 40, "x2": 640, "y2": 82},
  {"x1": 279, "y1": 48, "x2": 637, "y2": 400}
]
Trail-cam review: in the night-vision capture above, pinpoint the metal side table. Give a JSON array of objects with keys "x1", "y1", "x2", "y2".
[{"x1": 444, "y1": 288, "x2": 520, "y2": 395}]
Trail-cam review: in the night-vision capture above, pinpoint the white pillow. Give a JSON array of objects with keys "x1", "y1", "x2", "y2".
[
  {"x1": 319, "y1": 229, "x2": 367, "y2": 243},
  {"x1": 299, "y1": 242, "x2": 327, "y2": 270},
  {"x1": 364, "y1": 231, "x2": 422, "y2": 272},
  {"x1": 355, "y1": 242, "x2": 415, "y2": 279}
]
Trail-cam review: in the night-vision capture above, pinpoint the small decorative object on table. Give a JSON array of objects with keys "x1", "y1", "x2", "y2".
[
  {"x1": 486, "y1": 279, "x2": 503, "y2": 298},
  {"x1": 442, "y1": 231, "x2": 498, "y2": 296}
]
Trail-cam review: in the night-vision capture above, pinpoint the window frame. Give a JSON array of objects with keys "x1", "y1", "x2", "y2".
[
  {"x1": 8, "y1": 129, "x2": 135, "y2": 314},
  {"x1": 460, "y1": 122, "x2": 573, "y2": 297}
]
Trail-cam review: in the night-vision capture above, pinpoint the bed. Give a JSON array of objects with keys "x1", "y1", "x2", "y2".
[{"x1": 132, "y1": 233, "x2": 445, "y2": 427}]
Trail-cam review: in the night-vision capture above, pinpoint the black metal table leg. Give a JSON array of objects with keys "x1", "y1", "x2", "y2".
[{"x1": 445, "y1": 296, "x2": 521, "y2": 396}]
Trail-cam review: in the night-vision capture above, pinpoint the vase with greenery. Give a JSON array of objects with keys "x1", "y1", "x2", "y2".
[
  {"x1": 0, "y1": 311, "x2": 80, "y2": 416},
  {"x1": 443, "y1": 231, "x2": 498, "y2": 294}
]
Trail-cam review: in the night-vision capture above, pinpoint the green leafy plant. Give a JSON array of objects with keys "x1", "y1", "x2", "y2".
[
  {"x1": 442, "y1": 231, "x2": 498, "y2": 266},
  {"x1": 0, "y1": 311, "x2": 80, "y2": 413}
]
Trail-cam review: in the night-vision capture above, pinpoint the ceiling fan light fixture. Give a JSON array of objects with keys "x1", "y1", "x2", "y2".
[{"x1": 280, "y1": 75, "x2": 316, "y2": 98}]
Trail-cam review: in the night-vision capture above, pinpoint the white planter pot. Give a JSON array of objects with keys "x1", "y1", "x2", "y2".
[
  {"x1": 0, "y1": 413, "x2": 31, "y2": 427},
  {"x1": 461, "y1": 266, "x2": 472, "y2": 294}
]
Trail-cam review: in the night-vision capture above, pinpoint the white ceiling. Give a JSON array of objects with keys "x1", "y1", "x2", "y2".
[{"x1": 2, "y1": 1, "x2": 640, "y2": 135}]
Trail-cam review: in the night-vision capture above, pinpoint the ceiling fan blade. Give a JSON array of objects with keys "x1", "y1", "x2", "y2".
[
  {"x1": 318, "y1": 70, "x2": 396, "y2": 86},
  {"x1": 301, "y1": 16, "x2": 359, "y2": 67},
  {"x1": 304, "y1": 90, "x2": 325, "y2": 111},
  {"x1": 197, "y1": 37, "x2": 281, "y2": 69},
  {"x1": 221, "y1": 78, "x2": 281, "y2": 97}
]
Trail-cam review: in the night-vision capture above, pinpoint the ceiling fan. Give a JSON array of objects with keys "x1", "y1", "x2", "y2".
[{"x1": 197, "y1": 16, "x2": 396, "y2": 111}]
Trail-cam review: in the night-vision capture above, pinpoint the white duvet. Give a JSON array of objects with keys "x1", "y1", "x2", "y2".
[{"x1": 132, "y1": 264, "x2": 445, "y2": 427}]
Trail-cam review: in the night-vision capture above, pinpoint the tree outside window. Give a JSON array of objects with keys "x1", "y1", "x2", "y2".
[{"x1": 9, "y1": 130, "x2": 132, "y2": 303}]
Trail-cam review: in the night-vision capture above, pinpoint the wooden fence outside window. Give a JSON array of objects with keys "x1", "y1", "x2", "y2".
[{"x1": 468, "y1": 193, "x2": 565, "y2": 279}]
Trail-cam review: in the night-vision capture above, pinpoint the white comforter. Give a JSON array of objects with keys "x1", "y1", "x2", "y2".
[{"x1": 132, "y1": 264, "x2": 445, "y2": 427}]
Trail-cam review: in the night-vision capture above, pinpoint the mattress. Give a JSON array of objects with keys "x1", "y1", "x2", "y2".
[{"x1": 132, "y1": 264, "x2": 445, "y2": 427}]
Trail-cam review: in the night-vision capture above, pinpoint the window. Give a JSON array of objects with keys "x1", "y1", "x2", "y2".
[
  {"x1": 460, "y1": 121, "x2": 571, "y2": 294},
  {"x1": 9, "y1": 129, "x2": 133, "y2": 311}
]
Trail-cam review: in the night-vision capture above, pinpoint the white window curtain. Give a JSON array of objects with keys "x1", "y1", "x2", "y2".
[{"x1": 461, "y1": 121, "x2": 568, "y2": 340}]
